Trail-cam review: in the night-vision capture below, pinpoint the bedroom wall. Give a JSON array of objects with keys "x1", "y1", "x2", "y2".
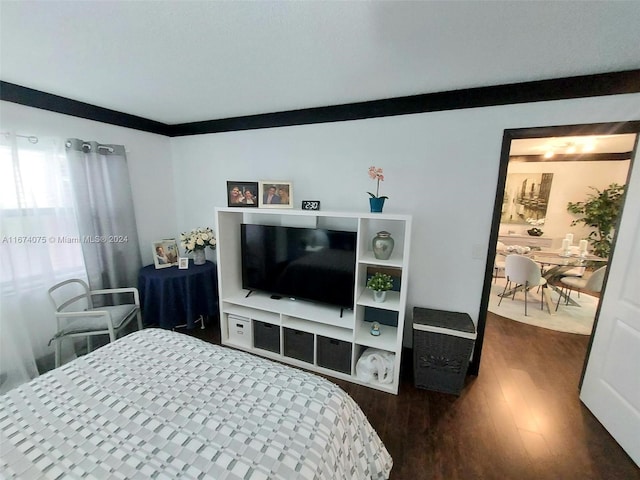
[
  {"x1": 3, "y1": 94, "x2": 639, "y2": 347},
  {"x1": 170, "y1": 93, "x2": 640, "y2": 345},
  {"x1": 0, "y1": 101, "x2": 176, "y2": 266}
]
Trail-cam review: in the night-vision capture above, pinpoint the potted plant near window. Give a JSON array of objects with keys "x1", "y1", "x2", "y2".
[
  {"x1": 366, "y1": 272, "x2": 393, "y2": 303},
  {"x1": 567, "y1": 183, "x2": 625, "y2": 258}
]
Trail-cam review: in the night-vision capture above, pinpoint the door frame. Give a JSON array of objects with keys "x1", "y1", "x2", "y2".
[{"x1": 469, "y1": 120, "x2": 640, "y2": 376}]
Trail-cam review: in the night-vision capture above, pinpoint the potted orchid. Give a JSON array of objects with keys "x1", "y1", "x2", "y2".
[
  {"x1": 367, "y1": 166, "x2": 388, "y2": 212},
  {"x1": 180, "y1": 227, "x2": 217, "y2": 265}
]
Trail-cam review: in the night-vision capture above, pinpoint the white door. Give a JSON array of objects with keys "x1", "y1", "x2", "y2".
[{"x1": 580, "y1": 152, "x2": 640, "y2": 466}]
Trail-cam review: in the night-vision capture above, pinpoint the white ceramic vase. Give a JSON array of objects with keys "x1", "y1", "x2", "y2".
[{"x1": 373, "y1": 290, "x2": 387, "y2": 303}]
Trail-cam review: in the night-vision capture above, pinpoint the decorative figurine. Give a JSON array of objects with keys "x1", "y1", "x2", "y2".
[{"x1": 370, "y1": 321, "x2": 381, "y2": 336}]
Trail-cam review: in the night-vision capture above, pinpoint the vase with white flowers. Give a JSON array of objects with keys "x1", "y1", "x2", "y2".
[
  {"x1": 180, "y1": 227, "x2": 217, "y2": 265},
  {"x1": 366, "y1": 272, "x2": 393, "y2": 303},
  {"x1": 367, "y1": 166, "x2": 388, "y2": 213}
]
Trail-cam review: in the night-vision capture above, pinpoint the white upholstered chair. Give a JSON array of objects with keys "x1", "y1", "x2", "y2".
[
  {"x1": 560, "y1": 266, "x2": 586, "y2": 278},
  {"x1": 498, "y1": 254, "x2": 547, "y2": 316},
  {"x1": 494, "y1": 241, "x2": 506, "y2": 283},
  {"x1": 48, "y1": 279, "x2": 143, "y2": 367},
  {"x1": 555, "y1": 265, "x2": 607, "y2": 311}
]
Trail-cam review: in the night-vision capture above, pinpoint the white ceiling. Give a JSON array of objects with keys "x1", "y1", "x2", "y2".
[{"x1": 1, "y1": 1, "x2": 640, "y2": 125}]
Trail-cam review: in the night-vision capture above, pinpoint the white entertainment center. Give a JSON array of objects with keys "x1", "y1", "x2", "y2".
[{"x1": 215, "y1": 207, "x2": 412, "y2": 394}]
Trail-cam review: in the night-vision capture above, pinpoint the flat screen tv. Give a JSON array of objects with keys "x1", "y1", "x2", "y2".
[{"x1": 241, "y1": 224, "x2": 357, "y2": 309}]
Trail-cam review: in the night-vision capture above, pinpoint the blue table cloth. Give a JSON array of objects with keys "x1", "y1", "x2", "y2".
[{"x1": 138, "y1": 260, "x2": 218, "y2": 329}]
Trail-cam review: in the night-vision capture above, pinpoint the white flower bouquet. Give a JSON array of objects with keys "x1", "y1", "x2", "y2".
[{"x1": 180, "y1": 227, "x2": 217, "y2": 253}]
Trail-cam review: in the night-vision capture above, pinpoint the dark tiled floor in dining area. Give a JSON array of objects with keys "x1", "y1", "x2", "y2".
[{"x1": 184, "y1": 314, "x2": 639, "y2": 480}]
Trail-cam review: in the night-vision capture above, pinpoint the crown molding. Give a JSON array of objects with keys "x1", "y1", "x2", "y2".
[
  {"x1": 0, "y1": 81, "x2": 172, "y2": 136},
  {"x1": 2, "y1": 69, "x2": 639, "y2": 137}
]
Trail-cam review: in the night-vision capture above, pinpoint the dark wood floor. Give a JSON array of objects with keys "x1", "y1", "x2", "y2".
[{"x1": 184, "y1": 313, "x2": 639, "y2": 480}]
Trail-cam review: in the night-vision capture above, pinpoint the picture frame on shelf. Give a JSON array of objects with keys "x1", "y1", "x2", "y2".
[
  {"x1": 259, "y1": 181, "x2": 293, "y2": 208},
  {"x1": 153, "y1": 239, "x2": 179, "y2": 269},
  {"x1": 178, "y1": 257, "x2": 189, "y2": 269},
  {"x1": 227, "y1": 181, "x2": 259, "y2": 207}
]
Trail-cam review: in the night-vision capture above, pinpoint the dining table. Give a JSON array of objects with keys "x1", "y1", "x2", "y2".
[{"x1": 497, "y1": 249, "x2": 608, "y2": 315}]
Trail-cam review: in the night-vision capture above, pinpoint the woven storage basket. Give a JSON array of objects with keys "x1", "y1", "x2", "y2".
[
  {"x1": 283, "y1": 327, "x2": 314, "y2": 364},
  {"x1": 413, "y1": 307, "x2": 476, "y2": 395},
  {"x1": 317, "y1": 335, "x2": 352, "y2": 374},
  {"x1": 253, "y1": 320, "x2": 280, "y2": 354}
]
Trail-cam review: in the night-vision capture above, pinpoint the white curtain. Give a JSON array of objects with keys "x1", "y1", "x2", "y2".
[
  {"x1": 0, "y1": 135, "x2": 141, "y2": 394},
  {"x1": 0, "y1": 134, "x2": 86, "y2": 393}
]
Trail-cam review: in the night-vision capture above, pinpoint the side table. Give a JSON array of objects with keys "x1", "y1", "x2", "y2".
[{"x1": 138, "y1": 260, "x2": 218, "y2": 329}]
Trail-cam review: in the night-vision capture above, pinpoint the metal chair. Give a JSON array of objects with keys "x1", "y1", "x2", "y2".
[
  {"x1": 498, "y1": 254, "x2": 547, "y2": 316},
  {"x1": 48, "y1": 279, "x2": 143, "y2": 367},
  {"x1": 555, "y1": 265, "x2": 607, "y2": 311}
]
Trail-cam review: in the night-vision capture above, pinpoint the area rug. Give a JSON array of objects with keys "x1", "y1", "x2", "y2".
[{"x1": 487, "y1": 277, "x2": 597, "y2": 335}]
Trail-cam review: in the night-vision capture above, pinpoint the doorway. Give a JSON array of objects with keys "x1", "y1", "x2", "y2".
[
  {"x1": 469, "y1": 121, "x2": 640, "y2": 376},
  {"x1": 489, "y1": 132, "x2": 634, "y2": 333}
]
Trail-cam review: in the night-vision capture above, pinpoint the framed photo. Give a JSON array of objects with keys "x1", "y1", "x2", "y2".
[
  {"x1": 259, "y1": 181, "x2": 293, "y2": 208},
  {"x1": 227, "y1": 181, "x2": 259, "y2": 207},
  {"x1": 153, "y1": 239, "x2": 179, "y2": 269},
  {"x1": 178, "y1": 257, "x2": 189, "y2": 269}
]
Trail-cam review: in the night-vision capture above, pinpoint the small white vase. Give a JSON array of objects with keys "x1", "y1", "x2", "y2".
[
  {"x1": 193, "y1": 249, "x2": 206, "y2": 265},
  {"x1": 373, "y1": 290, "x2": 386, "y2": 303}
]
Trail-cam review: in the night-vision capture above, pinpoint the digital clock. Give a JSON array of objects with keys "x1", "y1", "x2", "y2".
[{"x1": 301, "y1": 200, "x2": 320, "y2": 211}]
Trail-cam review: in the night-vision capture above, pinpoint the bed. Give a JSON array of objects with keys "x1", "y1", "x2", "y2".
[{"x1": 0, "y1": 329, "x2": 392, "y2": 479}]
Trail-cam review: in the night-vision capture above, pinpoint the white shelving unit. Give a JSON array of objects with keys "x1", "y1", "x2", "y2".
[{"x1": 215, "y1": 207, "x2": 412, "y2": 394}]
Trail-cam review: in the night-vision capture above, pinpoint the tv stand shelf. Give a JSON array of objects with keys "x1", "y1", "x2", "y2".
[
  {"x1": 223, "y1": 291, "x2": 355, "y2": 329},
  {"x1": 216, "y1": 207, "x2": 412, "y2": 394}
]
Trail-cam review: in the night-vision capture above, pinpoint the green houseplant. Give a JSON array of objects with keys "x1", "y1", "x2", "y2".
[
  {"x1": 366, "y1": 272, "x2": 393, "y2": 303},
  {"x1": 567, "y1": 183, "x2": 625, "y2": 258}
]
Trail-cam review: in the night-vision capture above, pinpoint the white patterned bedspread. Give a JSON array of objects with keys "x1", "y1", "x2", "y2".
[{"x1": 0, "y1": 328, "x2": 392, "y2": 479}]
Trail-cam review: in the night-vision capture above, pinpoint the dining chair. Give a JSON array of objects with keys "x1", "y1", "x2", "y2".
[
  {"x1": 48, "y1": 279, "x2": 143, "y2": 368},
  {"x1": 560, "y1": 266, "x2": 586, "y2": 277},
  {"x1": 557, "y1": 266, "x2": 586, "y2": 298},
  {"x1": 498, "y1": 254, "x2": 547, "y2": 316},
  {"x1": 494, "y1": 241, "x2": 506, "y2": 283},
  {"x1": 555, "y1": 265, "x2": 607, "y2": 311}
]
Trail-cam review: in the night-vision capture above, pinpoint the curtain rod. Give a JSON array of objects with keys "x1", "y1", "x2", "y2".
[
  {"x1": 2, "y1": 132, "x2": 130, "y2": 153},
  {"x1": 65, "y1": 140, "x2": 114, "y2": 153},
  {"x1": 65, "y1": 140, "x2": 116, "y2": 154},
  {"x1": 1, "y1": 131, "x2": 38, "y2": 144}
]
